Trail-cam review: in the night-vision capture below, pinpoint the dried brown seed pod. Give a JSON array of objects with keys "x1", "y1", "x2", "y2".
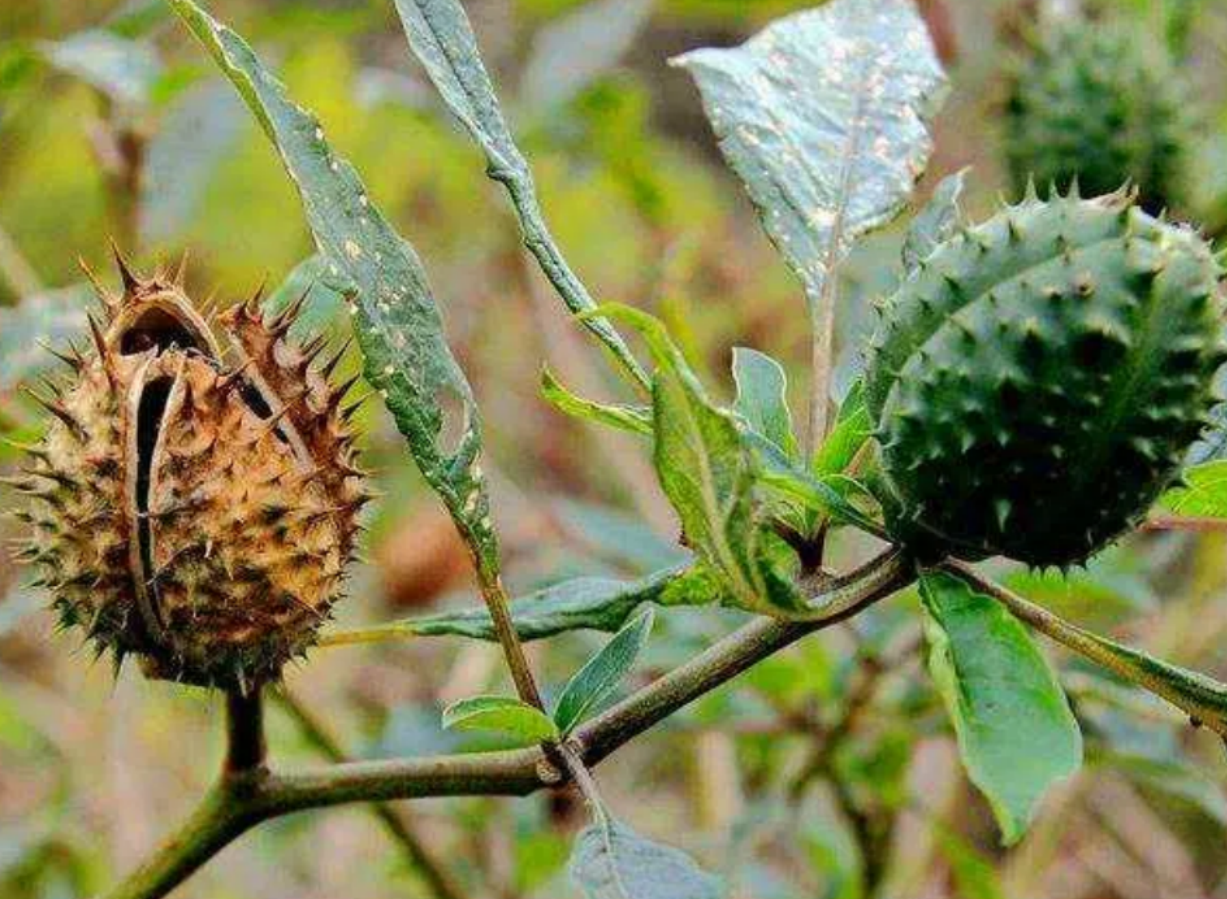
[{"x1": 7, "y1": 250, "x2": 370, "y2": 690}]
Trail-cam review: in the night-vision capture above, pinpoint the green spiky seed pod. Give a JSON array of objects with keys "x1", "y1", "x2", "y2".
[
  {"x1": 1003, "y1": 19, "x2": 1191, "y2": 215},
  {"x1": 864, "y1": 188, "x2": 1226, "y2": 567},
  {"x1": 6, "y1": 252, "x2": 370, "y2": 690}
]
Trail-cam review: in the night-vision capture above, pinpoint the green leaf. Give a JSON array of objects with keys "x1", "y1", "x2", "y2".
[
  {"x1": 569, "y1": 816, "x2": 724, "y2": 899},
  {"x1": 919, "y1": 571, "x2": 1083, "y2": 845},
  {"x1": 40, "y1": 29, "x2": 162, "y2": 106},
  {"x1": 812, "y1": 380, "x2": 872, "y2": 475},
  {"x1": 441, "y1": 695, "x2": 559, "y2": 745},
  {"x1": 542, "y1": 367, "x2": 652, "y2": 436},
  {"x1": 901, "y1": 168, "x2": 968, "y2": 274},
  {"x1": 392, "y1": 565, "x2": 706, "y2": 642},
  {"x1": 1158, "y1": 460, "x2": 1227, "y2": 518},
  {"x1": 390, "y1": 0, "x2": 648, "y2": 389},
  {"x1": 672, "y1": 0, "x2": 947, "y2": 311},
  {"x1": 0, "y1": 284, "x2": 91, "y2": 393},
  {"x1": 171, "y1": 0, "x2": 502, "y2": 578},
  {"x1": 731, "y1": 347, "x2": 797, "y2": 459},
  {"x1": 554, "y1": 608, "x2": 654, "y2": 735},
  {"x1": 520, "y1": 0, "x2": 654, "y2": 111},
  {"x1": 591, "y1": 304, "x2": 809, "y2": 619}
]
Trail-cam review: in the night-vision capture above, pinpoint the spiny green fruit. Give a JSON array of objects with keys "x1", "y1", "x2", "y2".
[
  {"x1": 864, "y1": 188, "x2": 1226, "y2": 567},
  {"x1": 1004, "y1": 20, "x2": 1190, "y2": 215},
  {"x1": 4, "y1": 252, "x2": 371, "y2": 690}
]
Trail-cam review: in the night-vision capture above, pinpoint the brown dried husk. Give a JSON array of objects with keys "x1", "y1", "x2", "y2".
[{"x1": 10, "y1": 252, "x2": 369, "y2": 689}]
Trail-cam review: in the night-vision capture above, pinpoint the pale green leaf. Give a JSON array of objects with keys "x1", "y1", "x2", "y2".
[
  {"x1": 592, "y1": 304, "x2": 809, "y2": 619},
  {"x1": 40, "y1": 29, "x2": 161, "y2": 105},
  {"x1": 441, "y1": 695, "x2": 559, "y2": 745},
  {"x1": 391, "y1": 0, "x2": 647, "y2": 388},
  {"x1": 520, "y1": 0, "x2": 654, "y2": 110},
  {"x1": 569, "y1": 817, "x2": 724, "y2": 899},
  {"x1": 731, "y1": 347, "x2": 797, "y2": 459},
  {"x1": 396, "y1": 565, "x2": 706, "y2": 642},
  {"x1": 1158, "y1": 460, "x2": 1227, "y2": 518},
  {"x1": 171, "y1": 0, "x2": 502, "y2": 577},
  {"x1": 920, "y1": 571, "x2": 1083, "y2": 845},
  {"x1": 541, "y1": 367, "x2": 652, "y2": 436},
  {"x1": 672, "y1": 0, "x2": 947, "y2": 310},
  {"x1": 554, "y1": 608, "x2": 654, "y2": 735},
  {"x1": 901, "y1": 168, "x2": 968, "y2": 274}
]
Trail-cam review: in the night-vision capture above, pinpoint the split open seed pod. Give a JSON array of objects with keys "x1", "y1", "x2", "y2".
[{"x1": 8, "y1": 251, "x2": 372, "y2": 690}]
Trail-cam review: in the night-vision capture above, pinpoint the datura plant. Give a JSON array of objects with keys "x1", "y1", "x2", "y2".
[{"x1": 7, "y1": 0, "x2": 1227, "y2": 898}]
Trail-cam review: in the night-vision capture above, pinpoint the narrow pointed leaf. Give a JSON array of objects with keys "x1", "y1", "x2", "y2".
[
  {"x1": 542, "y1": 366, "x2": 652, "y2": 436},
  {"x1": 569, "y1": 816, "x2": 724, "y2": 899},
  {"x1": 901, "y1": 167, "x2": 968, "y2": 274},
  {"x1": 405, "y1": 566, "x2": 701, "y2": 642},
  {"x1": 920, "y1": 571, "x2": 1082, "y2": 845},
  {"x1": 171, "y1": 0, "x2": 501, "y2": 575},
  {"x1": 731, "y1": 347, "x2": 797, "y2": 459},
  {"x1": 673, "y1": 0, "x2": 947, "y2": 310},
  {"x1": 441, "y1": 695, "x2": 559, "y2": 745},
  {"x1": 554, "y1": 607, "x2": 654, "y2": 735},
  {"x1": 391, "y1": 0, "x2": 647, "y2": 388}
]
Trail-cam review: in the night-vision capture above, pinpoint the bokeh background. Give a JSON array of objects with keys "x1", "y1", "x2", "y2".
[{"x1": 4, "y1": 0, "x2": 1227, "y2": 897}]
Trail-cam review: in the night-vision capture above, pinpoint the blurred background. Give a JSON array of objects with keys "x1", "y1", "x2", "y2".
[{"x1": 4, "y1": 0, "x2": 1227, "y2": 896}]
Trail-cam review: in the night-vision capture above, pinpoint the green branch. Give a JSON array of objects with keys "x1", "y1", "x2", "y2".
[{"x1": 101, "y1": 549, "x2": 912, "y2": 899}]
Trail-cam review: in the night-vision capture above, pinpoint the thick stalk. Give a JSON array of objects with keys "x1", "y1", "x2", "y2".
[{"x1": 102, "y1": 549, "x2": 912, "y2": 899}]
